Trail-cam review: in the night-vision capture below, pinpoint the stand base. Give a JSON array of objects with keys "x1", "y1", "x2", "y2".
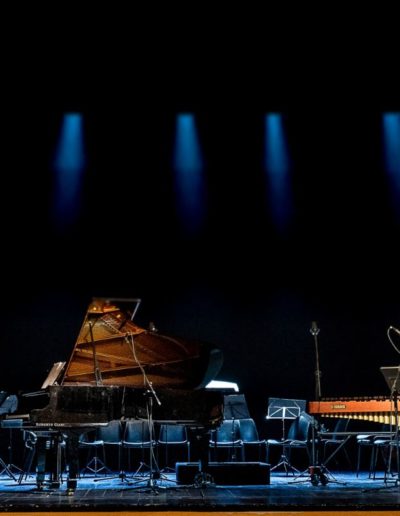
[
  {"x1": 290, "y1": 465, "x2": 345, "y2": 486},
  {"x1": 81, "y1": 457, "x2": 111, "y2": 477},
  {"x1": 271, "y1": 453, "x2": 299, "y2": 475},
  {"x1": 0, "y1": 458, "x2": 17, "y2": 481},
  {"x1": 308, "y1": 465, "x2": 329, "y2": 486}
]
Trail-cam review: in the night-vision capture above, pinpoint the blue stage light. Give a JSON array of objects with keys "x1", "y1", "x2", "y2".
[
  {"x1": 52, "y1": 113, "x2": 86, "y2": 228},
  {"x1": 264, "y1": 113, "x2": 292, "y2": 232},
  {"x1": 173, "y1": 113, "x2": 205, "y2": 234},
  {"x1": 382, "y1": 113, "x2": 400, "y2": 220}
]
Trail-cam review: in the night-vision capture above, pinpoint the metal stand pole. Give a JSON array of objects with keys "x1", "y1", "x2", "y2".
[
  {"x1": 290, "y1": 322, "x2": 343, "y2": 486},
  {"x1": 310, "y1": 321, "x2": 322, "y2": 401},
  {"x1": 270, "y1": 408, "x2": 299, "y2": 475}
]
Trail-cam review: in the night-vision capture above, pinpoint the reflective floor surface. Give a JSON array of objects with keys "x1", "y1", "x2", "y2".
[{"x1": 0, "y1": 469, "x2": 399, "y2": 511}]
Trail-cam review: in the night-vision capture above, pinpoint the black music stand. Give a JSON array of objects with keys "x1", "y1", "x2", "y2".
[
  {"x1": 266, "y1": 398, "x2": 305, "y2": 474},
  {"x1": 380, "y1": 366, "x2": 400, "y2": 486},
  {"x1": 221, "y1": 394, "x2": 250, "y2": 461},
  {"x1": 381, "y1": 366, "x2": 400, "y2": 394},
  {"x1": 224, "y1": 394, "x2": 250, "y2": 420}
]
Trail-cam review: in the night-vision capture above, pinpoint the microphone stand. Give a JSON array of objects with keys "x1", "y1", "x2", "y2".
[
  {"x1": 140, "y1": 385, "x2": 164, "y2": 492},
  {"x1": 122, "y1": 333, "x2": 172, "y2": 493},
  {"x1": 310, "y1": 321, "x2": 322, "y2": 402},
  {"x1": 292, "y1": 322, "x2": 332, "y2": 486},
  {"x1": 310, "y1": 321, "x2": 323, "y2": 481}
]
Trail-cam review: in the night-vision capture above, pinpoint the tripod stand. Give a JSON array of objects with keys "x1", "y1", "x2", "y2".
[
  {"x1": 0, "y1": 456, "x2": 17, "y2": 481},
  {"x1": 266, "y1": 399, "x2": 305, "y2": 475},
  {"x1": 123, "y1": 391, "x2": 176, "y2": 493},
  {"x1": 306, "y1": 322, "x2": 328, "y2": 484},
  {"x1": 289, "y1": 414, "x2": 341, "y2": 486},
  {"x1": 290, "y1": 322, "x2": 342, "y2": 486},
  {"x1": 0, "y1": 418, "x2": 25, "y2": 481},
  {"x1": 118, "y1": 331, "x2": 179, "y2": 492},
  {"x1": 272, "y1": 409, "x2": 299, "y2": 474}
]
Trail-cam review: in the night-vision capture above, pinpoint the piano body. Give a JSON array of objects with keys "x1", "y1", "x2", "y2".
[{"x1": 6, "y1": 298, "x2": 224, "y2": 491}]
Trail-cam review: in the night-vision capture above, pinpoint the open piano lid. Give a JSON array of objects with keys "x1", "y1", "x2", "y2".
[{"x1": 60, "y1": 298, "x2": 223, "y2": 390}]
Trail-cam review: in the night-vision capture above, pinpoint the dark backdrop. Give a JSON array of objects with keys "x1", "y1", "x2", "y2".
[{"x1": 1, "y1": 24, "x2": 399, "y2": 431}]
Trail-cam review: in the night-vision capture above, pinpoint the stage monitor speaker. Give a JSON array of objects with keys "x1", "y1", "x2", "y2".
[{"x1": 176, "y1": 461, "x2": 270, "y2": 485}]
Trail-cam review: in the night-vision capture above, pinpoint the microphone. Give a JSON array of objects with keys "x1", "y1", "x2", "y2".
[
  {"x1": 389, "y1": 326, "x2": 400, "y2": 336},
  {"x1": 310, "y1": 321, "x2": 320, "y2": 336}
]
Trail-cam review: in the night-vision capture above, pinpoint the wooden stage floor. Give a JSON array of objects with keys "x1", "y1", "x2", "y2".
[{"x1": 0, "y1": 470, "x2": 399, "y2": 514}]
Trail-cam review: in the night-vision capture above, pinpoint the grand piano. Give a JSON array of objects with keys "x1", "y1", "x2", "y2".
[{"x1": 5, "y1": 298, "x2": 225, "y2": 491}]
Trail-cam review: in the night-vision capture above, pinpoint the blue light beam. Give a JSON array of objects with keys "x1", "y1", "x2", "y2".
[
  {"x1": 52, "y1": 113, "x2": 86, "y2": 228},
  {"x1": 173, "y1": 114, "x2": 205, "y2": 234},
  {"x1": 264, "y1": 113, "x2": 292, "y2": 232},
  {"x1": 382, "y1": 112, "x2": 400, "y2": 221}
]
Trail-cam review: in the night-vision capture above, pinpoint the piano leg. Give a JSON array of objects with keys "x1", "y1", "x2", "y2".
[
  {"x1": 35, "y1": 436, "x2": 47, "y2": 489},
  {"x1": 50, "y1": 433, "x2": 65, "y2": 489},
  {"x1": 35, "y1": 433, "x2": 63, "y2": 489},
  {"x1": 65, "y1": 430, "x2": 80, "y2": 494}
]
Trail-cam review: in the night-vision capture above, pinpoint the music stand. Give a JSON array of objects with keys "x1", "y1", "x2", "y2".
[
  {"x1": 220, "y1": 394, "x2": 250, "y2": 461},
  {"x1": 381, "y1": 366, "x2": 400, "y2": 394},
  {"x1": 380, "y1": 366, "x2": 400, "y2": 486},
  {"x1": 266, "y1": 398, "x2": 305, "y2": 474},
  {"x1": 224, "y1": 394, "x2": 250, "y2": 420}
]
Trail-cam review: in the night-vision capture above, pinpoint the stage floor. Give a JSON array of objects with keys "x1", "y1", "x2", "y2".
[{"x1": 0, "y1": 470, "x2": 399, "y2": 512}]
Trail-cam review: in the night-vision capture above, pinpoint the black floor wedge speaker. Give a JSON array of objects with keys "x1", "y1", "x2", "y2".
[{"x1": 175, "y1": 461, "x2": 270, "y2": 485}]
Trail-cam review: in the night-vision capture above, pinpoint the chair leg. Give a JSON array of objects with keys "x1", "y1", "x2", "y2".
[
  {"x1": 18, "y1": 446, "x2": 36, "y2": 484},
  {"x1": 371, "y1": 445, "x2": 378, "y2": 479},
  {"x1": 356, "y1": 444, "x2": 363, "y2": 477}
]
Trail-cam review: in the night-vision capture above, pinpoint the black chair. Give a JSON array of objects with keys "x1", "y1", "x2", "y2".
[
  {"x1": 381, "y1": 434, "x2": 400, "y2": 481},
  {"x1": 320, "y1": 417, "x2": 352, "y2": 470},
  {"x1": 267, "y1": 411, "x2": 312, "y2": 474},
  {"x1": 356, "y1": 424, "x2": 393, "y2": 478},
  {"x1": 122, "y1": 419, "x2": 156, "y2": 474},
  {"x1": 238, "y1": 418, "x2": 266, "y2": 462},
  {"x1": 79, "y1": 420, "x2": 122, "y2": 476},
  {"x1": 286, "y1": 412, "x2": 313, "y2": 465},
  {"x1": 157, "y1": 424, "x2": 190, "y2": 471},
  {"x1": 99, "y1": 420, "x2": 123, "y2": 473},
  {"x1": 17, "y1": 430, "x2": 37, "y2": 484},
  {"x1": 356, "y1": 432, "x2": 375, "y2": 477},
  {"x1": 209, "y1": 419, "x2": 244, "y2": 462}
]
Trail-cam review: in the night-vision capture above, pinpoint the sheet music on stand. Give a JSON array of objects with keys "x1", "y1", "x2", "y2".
[{"x1": 266, "y1": 398, "x2": 306, "y2": 420}]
